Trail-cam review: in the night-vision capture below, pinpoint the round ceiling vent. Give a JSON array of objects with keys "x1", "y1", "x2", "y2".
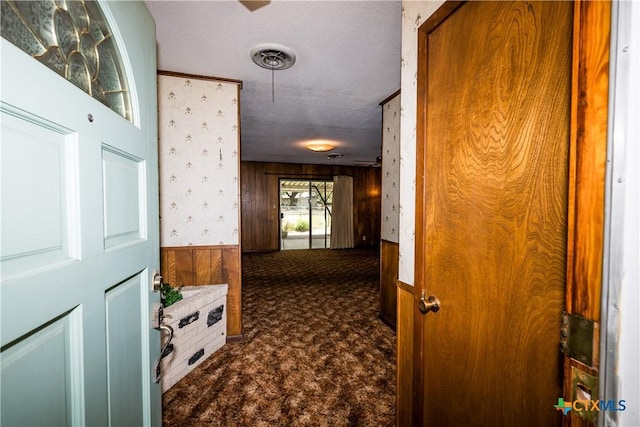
[{"x1": 250, "y1": 44, "x2": 296, "y2": 70}]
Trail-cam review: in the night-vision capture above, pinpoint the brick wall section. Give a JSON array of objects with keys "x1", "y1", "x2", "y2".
[{"x1": 160, "y1": 284, "x2": 228, "y2": 392}]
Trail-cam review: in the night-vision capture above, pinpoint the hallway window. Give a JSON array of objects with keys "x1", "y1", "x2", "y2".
[{"x1": 280, "y1": 180, "x2": 333, "y2": 250}]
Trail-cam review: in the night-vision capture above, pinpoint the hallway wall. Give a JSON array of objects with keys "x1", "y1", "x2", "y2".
[
  {"x1": 398, "y1": 0, "x2": 445, "y2": 285},
  {"x1": 241, "y1": 161, "x2": 381, "y2": 252},
  {"x1": 157, "y1": 71, "x2": 243, "y2": 339}
]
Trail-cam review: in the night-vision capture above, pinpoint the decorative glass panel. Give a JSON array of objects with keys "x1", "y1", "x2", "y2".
[{"x1": 1, "y1": 0, "x2": 132, "y2": 121}]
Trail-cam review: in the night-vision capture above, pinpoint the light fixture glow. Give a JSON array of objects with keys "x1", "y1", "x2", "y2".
[{"x1": 306, "y1": 142, "x2": 335, "y2": 152}]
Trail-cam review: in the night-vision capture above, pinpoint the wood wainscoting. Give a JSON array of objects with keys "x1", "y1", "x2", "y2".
[
  {"x1": 396, "y1": 280, "x2": 414, "y2": 427},
  {"x1": 160, "y1": 245, "x2": 242, "y2": 340},
  {"x1": 379, "y1": 240, "x2": 399, "y2": 329},
  {"x1": 241, "y1": 161, "x2": 381, "y2": 252}
]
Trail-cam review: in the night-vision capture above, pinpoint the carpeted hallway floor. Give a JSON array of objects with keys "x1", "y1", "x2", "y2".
[{"x1": 162, "y1": 247, "x2": 396, "y2": 426}]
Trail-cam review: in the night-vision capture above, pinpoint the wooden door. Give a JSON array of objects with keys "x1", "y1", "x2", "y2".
[
  {"x1": 0, "y1": 1, "x2": 161, "y2": 425},
  {"x1": 414, "y1": 1, "x2": 572, "y2": 425}
]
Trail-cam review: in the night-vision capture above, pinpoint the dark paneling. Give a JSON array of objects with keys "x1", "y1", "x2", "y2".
[
  {"x1": 160, "y1": 245, "x2": 242, "y2": 339},
  {"x1": 380, "y1": 240, "x2": 399, "y2": 329},
  {"x1": 397, "y1": 280, "x2": 414, "y2": 427},
  {"x1": 241, "y1": 161, "x2": 381, "y2": 252}
]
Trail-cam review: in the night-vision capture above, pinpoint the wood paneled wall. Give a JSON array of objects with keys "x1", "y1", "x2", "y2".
[
  {"x1": 241, "y1": 161, "x2": 381, "y2": 252},
  {"x1": 379, "y1": 240, "x2": 399, "y2": 329},
  {"x1": 396, "y1": 280, "x2": 414, "y2": 427},
  {"x1": 160, "y1": 245, "x2": 242, "y2": 339}
]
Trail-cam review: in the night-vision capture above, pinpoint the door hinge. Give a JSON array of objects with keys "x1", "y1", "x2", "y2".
[{"x1": 560, "y1": 311, "x2": 596, "y2": 366}]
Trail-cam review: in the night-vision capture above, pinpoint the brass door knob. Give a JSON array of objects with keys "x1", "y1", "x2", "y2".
[{"x1": 419, "y1": 291, "x2": 441, "y2": 314}]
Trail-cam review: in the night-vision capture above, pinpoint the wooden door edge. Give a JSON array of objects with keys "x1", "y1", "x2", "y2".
[
  {"x1": 412, "y1": 3, "x2": 465, "y2": 425},
  {"x1": 563, "y1": 1, "x2": 611, "y2": 426}
]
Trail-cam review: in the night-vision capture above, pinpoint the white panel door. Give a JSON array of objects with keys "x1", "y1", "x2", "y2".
[{"x1": 0, "y1": 1, "x2": 161, "y2": 426}]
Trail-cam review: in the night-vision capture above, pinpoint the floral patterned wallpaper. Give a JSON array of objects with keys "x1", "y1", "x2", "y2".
[
  {"x1": 158, "y1": 74, "x2": 240, "y2": 247},
  {"x1": 399, "y1": 1, "x2": 444, "y2": 284},
  {"x1": 381, "y1": 93, "x2": 401, "y2": 243}
]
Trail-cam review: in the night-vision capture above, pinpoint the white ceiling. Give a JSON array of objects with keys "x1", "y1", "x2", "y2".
[{"x1": 144, "y1": 0, "x2": 402, "y2": 166}]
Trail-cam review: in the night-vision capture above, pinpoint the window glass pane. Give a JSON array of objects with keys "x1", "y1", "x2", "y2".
[{"x1": 1, "y1": 0, "x2": 132, "y2": 121}]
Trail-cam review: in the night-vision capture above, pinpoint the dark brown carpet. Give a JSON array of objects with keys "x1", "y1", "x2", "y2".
[{"x1": 162, "y1": 247, "x2": 396, "y2": 426}]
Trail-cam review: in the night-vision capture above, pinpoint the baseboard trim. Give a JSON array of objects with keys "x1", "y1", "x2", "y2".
[
  {"x1": 379, "y1": 313, "x2": 397, "y2": 332},
  {"x1": 226, "y1": 334, "x2": 244, "y2": 343}
]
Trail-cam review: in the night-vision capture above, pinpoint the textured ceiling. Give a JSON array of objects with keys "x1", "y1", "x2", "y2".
[{"x1": 145, "y1": 0, "x2": 402, "y2": 166}]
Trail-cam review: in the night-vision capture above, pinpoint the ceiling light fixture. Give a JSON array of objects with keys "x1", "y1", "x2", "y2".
[
  {"x1": 306, "y1": 142, "x2": 335, "y2": 152},
  {"x1": 250, "y1": 43, "x2": 296, "y2": 103}
]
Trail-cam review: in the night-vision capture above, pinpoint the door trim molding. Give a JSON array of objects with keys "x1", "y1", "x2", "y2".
[
  {"x1": 600, "y1": 1, "x2": 635, "y2": 425},
  {"x1": 564, "y1": 2, "x2": 611, "y2": 426}
]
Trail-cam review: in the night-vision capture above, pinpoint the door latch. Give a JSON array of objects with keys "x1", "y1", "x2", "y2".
[
  {"x1": 152, "y1": 270, "x2": 163, "y2": 292},
  {"x1": 151, "y1": 302, "x2": 164, "y2": 329}
]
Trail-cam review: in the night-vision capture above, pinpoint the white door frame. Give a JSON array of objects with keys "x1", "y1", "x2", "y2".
[{"x1": 600, "y1": 1, "x2": 640, "y2": 425}]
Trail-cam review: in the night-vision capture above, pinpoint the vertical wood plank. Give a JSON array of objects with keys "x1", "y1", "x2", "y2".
[
  {"x1": 194, "y1": 248, "x2": 212, "y2": 284},
  {"x1": 210, "y1": 248, "x2": 223, "y2": 284},
  {"x1": 160, "y1": 248, "x2": 168, "y2": 284},
  {"x1": 396, "y1": 281, "x2": 414, "y2": 427},
  {"x1": 174, "y1": 250, "x2": 194, "y2": 287},
  {"x1": 379, "y1": 240, "x2": 399, "y2": 329},
  {"x1": 162, "y1": 249, "x2": 177, "y2": 287},
  {"x1": 222, "y1": 246, "x2": 242, "y2": 337}
]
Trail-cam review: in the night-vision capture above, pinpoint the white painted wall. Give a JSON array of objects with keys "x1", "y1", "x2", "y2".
[
  {"x1": 399, "y1": 1, "x2": 445, "y2": 284},
  {"x1": 611, "y1": 2, "x2": 640, "y2": 425}
]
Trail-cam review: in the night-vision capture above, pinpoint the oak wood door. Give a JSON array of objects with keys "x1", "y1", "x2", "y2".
[{"x1": 414, "y1": 1, "x2": 572, "y2": 425}]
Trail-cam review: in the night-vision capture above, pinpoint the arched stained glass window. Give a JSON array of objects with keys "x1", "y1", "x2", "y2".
[{"x1": 1, "y1": 0, "x2": 133, "y2": 121}]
